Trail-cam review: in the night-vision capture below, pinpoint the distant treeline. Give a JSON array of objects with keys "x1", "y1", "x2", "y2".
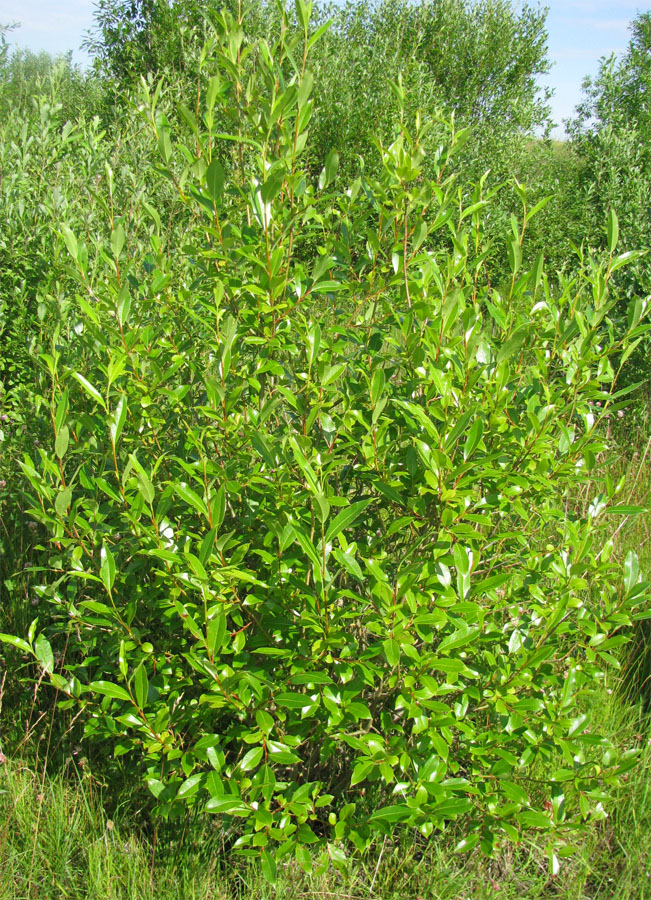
[{"x1": 2, "y1": 1, "x2": 651, "y2": 393}]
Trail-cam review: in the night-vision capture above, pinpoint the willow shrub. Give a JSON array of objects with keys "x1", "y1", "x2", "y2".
[{"x1": 3, "y1": 2, "x2": 651, "y2": 880}]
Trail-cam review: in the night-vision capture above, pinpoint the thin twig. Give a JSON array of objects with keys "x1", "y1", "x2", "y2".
[{"x1": 369, "y1": 834, "x2": 387, "y2": 895}]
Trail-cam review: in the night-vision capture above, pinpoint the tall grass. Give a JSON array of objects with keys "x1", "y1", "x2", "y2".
[
  {"x1": 611, "y1": 419, "x2": 651, "y2": 714},
  {"x1": 1, "y1": 689, "x2": 650, "y2": 899}
]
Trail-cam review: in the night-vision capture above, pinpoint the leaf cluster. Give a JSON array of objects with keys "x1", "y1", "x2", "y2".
[{"x1": 1, "y1": 2, "x2": 650, "y2": 883}]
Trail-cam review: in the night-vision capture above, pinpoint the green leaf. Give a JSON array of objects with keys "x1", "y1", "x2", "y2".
[
  {"x1": 327, "y1": 842, "x2": 347, "y2": 869},
  {"x1": 463, "y1": 418, "x2": 483, "y2": 460},
  {"x1": 134, "y1": 664, "x2": 149, "y2": 709},
  {"x1": 289, "y1": 437, "x2": 320, "y2": 493},
  {"x1": 517, "y1": 810, "x2": 552, "y2": 829},
  {"x1": 295, "y1": 0, "x2": 309, "y2": 31},
  {"x1": 508, "y1": 629, "x2": 524, "y2": 654},
  {"x1": 117, "y1": 287, "x2": 131, "y2": 326},
  {"x1": 55, "y1": 426, "x2": 69, "y2": 460},
  {"x1": 79, "y1": 601, "x2": 114, "y2": 619},
  {"x1": 118, "y1": 641, "x2": 127, "y2": 680},
  {"x1": 90, "y1": 681, "x2": 132, "y2": 703},
  {"x1": 206, "y1": 157, "x2": 225, "y2": 203},
  {"x1": 291, "y1": 671, "x2": 332, "y2": 685},
  {"x1": 100, "y1": 543, "x2": 116, "y2": 593},
  {"x1": 496, "y1": 329, "x2": 527, "y2": 365},
  {"x1": 607, "y1": 505, "x2": 647, "y2": 515},
  {"x1": 433, "y1": 798, "x2": 473, "y2": 817},
  {"x1": 55, "y1": 486, "x2": 72, "y2": 516},
  {"x1": 261, "y1": 168, "x2": 285, "y2": 204},
  {"x1": 307, "y1": 18, "x2": 333, "y2": 50},
  {"x1": 72, "y1": 373, "x2": 106, "y2": 410},
  {"x1": 454, "y1": 834, "x2": 480, "y2": 853},
  {"x1": 199, "y1": 528, "x2": 217, "y2": 566},
  {"x1": 568, "y1": 714, "x2": 588, "y2": 737},
  {"x1": 157, "y1": 126, "x2": 172, "y2": 164},
  {"x1": 310, "y1": 280, "x2": 344, "y2": 294},
  {"x1": 431, "y1": 732, "x2": 449, "y2": 761},
  {"x1": 290, "y1": 521, "x2": 321, "y2": 570},
  {"x1": 371, "y1": 367, "x2": 385, "y2": 405},
  {"x1": 333, "y1": 547, "x2": 364, "y2": 580},
  {"x1": 323, "y1": 149, "x2": 339, "y2": 188},
  {"x1": 0, "y1": 633, "x2": 32, "y2": 654},
  {"x1": 610, "y1": 249, "x2": 646, "y2": 273},
  {"x1": 60, "y1": 224, "x2": 78, "y2": 261},
  {"x1": 267, "y1": 741, "x2": 301, "y2": 764},
  {"x1": 205, "y1": 796, "x2": 249, "y2": 815},
  {"x1": 320, "y1": 363, "x2": 346, "y2": 386},
  {"x1": 185, "y1": 552, "x2": 207, "y2": 580},
  {"x1": 111, "y1": 223, "x2": 125, "y2": 259},
  {"x1": 383, "y1": 638, "x2": 400, "y2": 667},
  {"x1": 430, "y1": 657, "x2": 466, "y2": 674},
  {"x1": 325, "y1": 499, "x2": 372, "y2": 546},
  {"x1": 527, "y1": 195, "x2": 552, "y2": 221},
  {"x1": 507, "y1": 236, "x2": 522, "y2": 275},
  {"x1": 174, "y1": 482, "x2": 208, "y2": 518},
  {"x1": 297, "y1": 824, "x2": 318, "y2": 844},
  {"x1": 240, "y1": 746, "x2": 264, "y2": 771},
  {"x1": 178, "y1": 101, "x2": 200, "y2": 136},
  {"x1": 177, "y1": 773, "x2": 203, "y2": 799},
  {"x1": 306, "y1": 322, "x2": 320, "y2": 368},
  {"x1": 134, "y1": 470, "x2": 154, "y2": 506},
  {"x1": 297, "y1": 70, "x2": 314, "y2": 109},
  {"x1": 438, "y1": 625, "x2": 480, "y2": 653},
  {"x1": 351, "y1": 759, "x2": 374, "y2": 786},
  {"x1": 109, "y1": 397, "x2": 127, "y2": 447},
  {"x1": 607, "y1": 208, "x2": 619, "y2": 254},
  {"x1": 34, "y1": 634, "x2": 54, "y2": 674},
  {"x1": 561, "y1": 667, "x2": 578, "y2": 708},
  {"x1": 261, "y1": 849, "x2": 277, "y2": 883},
  {"x1": 207, "y1": 612, "x2": 226, "y2": 658},
  {"x1": 212, "y1": 484, "x2": 226, "y2": 529},
  {"x1": 367, "y1": 804, "x2": 412, "y2": 824}
]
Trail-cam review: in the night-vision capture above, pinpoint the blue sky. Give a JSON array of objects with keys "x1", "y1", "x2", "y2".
[
  {"x1": 543, "y1": 0, "x2": 643, "y2": 135},
  {"x1": 0, "y1": 0, "x2": 644, "y2": 137}
]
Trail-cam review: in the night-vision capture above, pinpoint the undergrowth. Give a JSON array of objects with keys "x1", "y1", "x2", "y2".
[
  {"x1": 1, "y1": 685, "x2": 650, "y2": 899},
  {"x1": 1, "y1": 429, "x2": 650, "y2": 898}
]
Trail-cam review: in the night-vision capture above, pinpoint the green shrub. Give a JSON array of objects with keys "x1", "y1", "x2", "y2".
[
  {"x1": 566, "y1": 13, "x2": 651, "y2": 396},
  {"x1": 2, "y1": 3, "x2": 650, "y2": 880}
]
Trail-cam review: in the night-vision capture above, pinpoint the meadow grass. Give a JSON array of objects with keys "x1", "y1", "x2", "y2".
[{"x1": 1, "y1": 686, "x2": 650, "y2": 900}]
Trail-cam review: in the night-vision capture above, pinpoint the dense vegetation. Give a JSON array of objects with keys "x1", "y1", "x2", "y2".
[{"x1": 1, "y1": 2, "x2": 651, "y2": 897}]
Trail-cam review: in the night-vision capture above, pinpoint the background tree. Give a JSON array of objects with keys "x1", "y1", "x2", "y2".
[
  {"x1": 86, "y1": 0, "x2": 552, "y2": 181},
  {"x1": 567, "y1": 12, "x2": 651, "y2": 393},
  {"x1": 569, "y1": 12, "x2": 651, "y2": 284},
  {"x1": 85, "y1": 0, "x2": 206, "y2": 83}
]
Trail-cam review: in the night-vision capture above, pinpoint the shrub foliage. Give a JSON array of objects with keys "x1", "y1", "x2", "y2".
[{"x1": 2, "y1": 1, "x2": 650, "y2": 880}]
